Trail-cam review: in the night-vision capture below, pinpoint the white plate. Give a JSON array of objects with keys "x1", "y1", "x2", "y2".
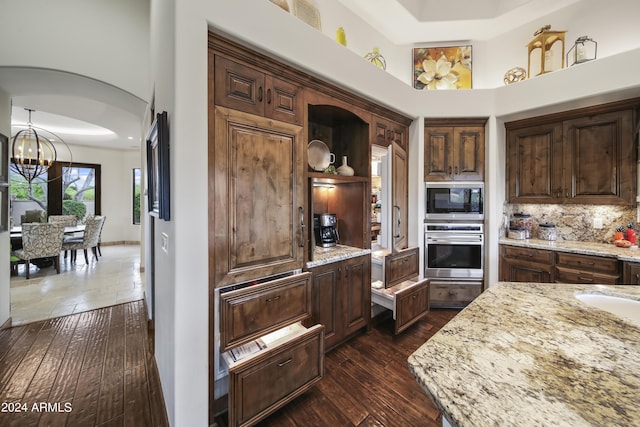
[{"x1": 308, "y1": 140, "x2": 333, "y2": 171}]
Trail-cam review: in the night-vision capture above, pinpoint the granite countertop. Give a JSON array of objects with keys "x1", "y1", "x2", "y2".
[
  {"x1": 500, "y1": 237, "x2": 640, "y2": 262},
  {"x1": 408, "y1": 282, "x2": 640, "y2": 427},
  {"x1": 305, "y1": 244, "x2": 371, "y2": 269}
]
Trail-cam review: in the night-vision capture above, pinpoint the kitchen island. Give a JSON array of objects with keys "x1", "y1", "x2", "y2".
[{"x1": 407, "y1": 282, "x2": 640, "y2": 427}]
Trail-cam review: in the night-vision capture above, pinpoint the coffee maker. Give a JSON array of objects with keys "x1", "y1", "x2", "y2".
[{"x1": 314, "y1": 213, "x2": 339, "y2": 247}]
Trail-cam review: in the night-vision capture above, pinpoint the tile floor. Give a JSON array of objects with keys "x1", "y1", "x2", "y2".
[{"x1": 9, "y1": 244, "x2": 144, "y2": 326}]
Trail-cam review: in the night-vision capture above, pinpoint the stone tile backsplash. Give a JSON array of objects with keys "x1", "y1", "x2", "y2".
[{"x1": 507, "y1": 204, "x2": 638, "y2": 243}]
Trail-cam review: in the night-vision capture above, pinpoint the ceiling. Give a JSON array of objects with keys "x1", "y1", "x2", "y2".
[
  {"x1": 1, "y1": 67, "x2": 146, "y2": 151},
  {"x1": 336, "y1": 0, "x2": 581, "y2": 43},
  {"x1": 2, "y1": 1, "x2": 582, "y2": 151}
]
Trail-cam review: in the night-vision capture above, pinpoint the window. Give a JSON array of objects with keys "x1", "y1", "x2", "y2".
[
  {"x1": 133, "y1": 168, "x2": 141, "y2": 224},
  {"x1": 10, "y1": 160, "x2": 101, "y2": 224}
]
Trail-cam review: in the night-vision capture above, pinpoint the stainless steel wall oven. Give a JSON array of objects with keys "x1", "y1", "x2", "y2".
[{"x1": 424, "y1": 222, "x2": 484, "y2": 279}]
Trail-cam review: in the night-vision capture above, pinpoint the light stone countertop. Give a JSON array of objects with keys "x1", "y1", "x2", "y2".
[
  {"x1": 500, "y1": 237, "x2": 640, "y2": 262},
  {"x1": 408, "y1": 282, "x2": 640, "y2": 427},
  {"x1": 305, "y1": 244, "x2": 371, "y2": 269}
]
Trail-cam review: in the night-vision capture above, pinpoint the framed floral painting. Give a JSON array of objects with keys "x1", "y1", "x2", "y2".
[{"x1": 413, "y1": 45, "x2": 472, "y2": 90}]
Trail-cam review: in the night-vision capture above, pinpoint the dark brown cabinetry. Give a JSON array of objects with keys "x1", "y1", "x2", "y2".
[
  {"x1": 506, "y1": 99, "x2": 638, "y2": 205},
  {"x1": 214, "y1": 55, "x2": 303, "y2": 125},
  {"x1": 424, "y1": 119, "x2": 486, "y2": 182},
  {"x1": 555, "y1": 252, "x2": 619, "y2": 285},
  {"x1": 428, "y1": 282, "x2": 482, "y2": 308},
  {"x1": 211, "y1": 106, "x2": 305, "y2": 287},
  {"x1": 623, "y1": 262, "x2": 640, "y2": 284},
  {"x1": 371, "y1": 114, "x2": 408, "y2": 150},
  {"x1": 499, "y1": 245, "x2": 554, "y2": 283},
  {"x1": 305, "y1": 255, "x2": 371, "y2": 351},
  {"x1": 499, "y1": 244, "x2": 621, "y2": 284}
]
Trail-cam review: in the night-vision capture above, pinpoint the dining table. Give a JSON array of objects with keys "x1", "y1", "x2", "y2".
[{"x1": 10, "y1": 225, "x2": 86, "y2": 249}]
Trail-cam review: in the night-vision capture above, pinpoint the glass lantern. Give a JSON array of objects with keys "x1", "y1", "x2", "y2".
[{"x1": 567, "y1": 36, "x2": 597, "y2": 66}]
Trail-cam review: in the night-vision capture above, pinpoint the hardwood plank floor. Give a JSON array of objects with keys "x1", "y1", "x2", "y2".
[
  {"x1": 215, "y1": 308, "x2": 459, "y2": 427},
  {"x1": 0, "y1": 300, "x2": 168, "y2": 427}
]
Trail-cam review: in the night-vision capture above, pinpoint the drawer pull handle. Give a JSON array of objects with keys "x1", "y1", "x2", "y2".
[
  {"x1": 578, "y1": 261, "x2": 595, "y2": 265},
  {"x1": 278, "y1": 358, "x2": 293, "y2": 367},
  {"x1": 448, "y1": 291, "x2": 456, "y2": 296},
  {"x1": 519, "y1": 253, "x2": 533, "y2": 257},
  {"x1": 578, "y1": 276, "x2": 594, "y2": 282},
  {"x1": 266, "y1": 296, "x2": 281, "y2": 303},
  {"x1": 636, "y1": 273, "x2": 640, "y2": 284}
]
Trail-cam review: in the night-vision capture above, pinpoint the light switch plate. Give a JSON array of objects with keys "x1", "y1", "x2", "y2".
[{"x1": 161, "y1": 232, "x2": 169, "y2": 253}]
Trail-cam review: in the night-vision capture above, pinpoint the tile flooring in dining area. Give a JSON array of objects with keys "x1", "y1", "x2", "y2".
[{"x1": 9, "y1": 244, "x2": 144, "y2": 326}]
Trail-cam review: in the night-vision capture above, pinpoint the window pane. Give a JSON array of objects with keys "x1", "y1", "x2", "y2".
[
  {"x1": 9, "y1": 168, "x2": 48, "y2": 225},
  {"x1": 63, "y1": 166, "x2": 95, "y2": 222},
  {"x1": 133, "y1": 168, "x2": 141, "y2": 224}
]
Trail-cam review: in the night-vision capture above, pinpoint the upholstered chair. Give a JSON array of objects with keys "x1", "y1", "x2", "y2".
[
  {"x1": 48, "y1": 215, "x2": 78, "y2": 226},
  {"x1": 20, "y1": 209, "x2": 47, "y2": 224},
  {"x1": 13, "y1": 223, "x2": 66, "y2": 279},
  {"x1": 62, "y1": 216, "x2": 105, "y2": 264}
]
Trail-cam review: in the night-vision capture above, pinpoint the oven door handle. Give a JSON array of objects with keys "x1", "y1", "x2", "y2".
[{"x1": 426, "y1": 237, "x2": 483, "y2": 243}]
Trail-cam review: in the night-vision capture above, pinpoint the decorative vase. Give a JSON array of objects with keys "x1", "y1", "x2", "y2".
[
  {"x1": 336, "y1": 27, "x2": 347, "y2": 46},
  {"x1": 364, "y1": 47, "x2": 386, "y2": 70},
  {"x1": 336, "y1": 155, "x2": 354, "y2": 176}
]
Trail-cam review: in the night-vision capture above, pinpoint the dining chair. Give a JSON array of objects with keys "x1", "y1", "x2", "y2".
[
  {"x1": 62, "y1": 216, "x2": 105, "y2": 264},
  {"x1": 12, "y1": 223, "x2": 66, "y2": 279},
  {"x1": 20, "y1": 209, "x2": 47, "y2": 224},
  {"x1": 48, "y1": 215, "x2": 78, "y2": 226}
]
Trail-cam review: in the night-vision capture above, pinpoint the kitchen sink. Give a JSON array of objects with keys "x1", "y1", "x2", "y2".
[{"x1": 575, "y1": 292, "x2": 640, "y2": 327}]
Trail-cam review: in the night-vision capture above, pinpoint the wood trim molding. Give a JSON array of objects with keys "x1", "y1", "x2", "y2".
[
  {"x1": 424, "y1": 117, "x2": 489, "y2": 127},
  {"x1": 208, "y1": 32, "x2": 413, "y2": 126},
  {"x1": 1, "y1": 317, "x2": 12, "y2": 330},
  {"x1": 505, "y1": 97, "x2": 640, "y2": 130}
]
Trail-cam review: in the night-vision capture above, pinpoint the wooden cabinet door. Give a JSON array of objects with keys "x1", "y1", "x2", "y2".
[
  {"x1": 394, "y1": 279, "x2": 429, "y2": 334},
  {"x1": 563, "y1": 110, "x2": 635, "y2": 205},
  {"x1": 424, "y1": 126, "x2": 453, "y2": 181},
  {"x1": 507, "y1": 122, "x2": 563, "y2": 203},
  {"x1": 501, "y1": 260, "x2": 553, "y2": 283},
  {"x1": 454, "y1": 126, "x2": 484, "y2": 181},
  {"x1": 371, "y1": 115, "x2": 408, "y2": 150},
  {"x1": 384, "y1": 246, "x2": 419, "y2": 288},
  {"x1": 212, "y1": 106, "x2": 305, "y2": 287},
  {"x1": 391, "y1": 142, "x2": 408, "y2": 252},
  {"x1": 264, "y1": 75, "x2": 303, "y2": 125},
  {"x1": 623, "y1": 262, "x2": 640, "y2": 284},
  {"x1": 342, "y1": 256, "x2": 371, "y2": 337},
  {"x1": 306, "y1": 263, "x2": 340, "y2": 350},
  {"x1": 214, "y1": 55, "x2": 266, "y2": 118}
]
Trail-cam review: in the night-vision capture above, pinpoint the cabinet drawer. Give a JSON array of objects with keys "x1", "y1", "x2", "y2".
[
  {"x1": 502, "y1": 245, "x2": 554, "y2": 265},
  {"x1": 555, "y1": 267, "x2": 619, "y2": 285},
  {"x1": 429, "y1": 282, "x2": 482, "y2": 308},
  {"x1": 385, "y1": 247, "x2": 419, "y2": 288},
  {"x1": 555, "y1": 252, "x2": 619, "y2": 275},
  {"x1": 228, "y1": 324, "x2": 324, "y2": 427},
  {"x1": 395, "y1": 279, "x2": 429, "y2": 334},
  {"x1": 220, "y1": 272, "x2": 312, "y2": 351}
]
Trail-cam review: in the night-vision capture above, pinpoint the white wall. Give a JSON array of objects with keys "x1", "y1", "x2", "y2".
[
  {"x1": 0, "y1": 0, "x2": 150, "y2": 99},
  {"x1": 0, "y1": 88, "x2": 10, "y2": 326}
]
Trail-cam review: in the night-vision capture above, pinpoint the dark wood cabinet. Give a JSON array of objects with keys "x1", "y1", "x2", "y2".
[
  {"x1": 555, "y1": 252, "x2": 619, "y2": 285},
  {"x1": 384, "y1": 246, "x2": 419, "y2": 288},
  {"x1": 428, "y1": 281, "x2": 482, "y2": 308},
  {"x1": 623, "y1": 262, "x2": 640, "y2": 284},
  {"x1": 391, "y1": 142, "x2": 408, "y2": 251},
  {"x1": 371, "y1": 114, "x2": 408, "y2": 150},
  {"x1": 306, "y1": 255, "x2": 371, "y2": 351},
  {"x1": 499, "y1": 245, "x2": 554, "y2": 283},
  {"x1": 499, "y1": 244, "x2": 622, "y2": 284},
  {"x1": 211, "y1": 106, "x2": 305, "y2": 287},
  {"x1": 424, "y1": 120, "x2": 485, "y2": 182},
  {"x1": 214, "y1": 55, "x2": 303, "y2": 125},
  {"x1": 506, "y1": 100, "x2": 638, "y2": 205}
]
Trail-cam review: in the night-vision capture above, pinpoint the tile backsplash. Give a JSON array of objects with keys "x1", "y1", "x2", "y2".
[{"x1": 506, "y1": 204, "x2": 638, "y2": 243}]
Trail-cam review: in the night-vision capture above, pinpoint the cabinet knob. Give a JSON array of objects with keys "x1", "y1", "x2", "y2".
[
  {"x1": 454, "y1": 166, "x2": 459, "y2": 175},
  {"x1": 448, "y1": 166, "x2": 452, "y2": 175},
  {"x1": 258, "y1": 86, "x2": 263, "y2": 102}
]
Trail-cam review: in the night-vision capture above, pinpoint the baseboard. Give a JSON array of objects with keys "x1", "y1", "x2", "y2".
[
  {"x1": 1, "y1": 317, "x2": 12, "y2": 330},
  {"x1": 101, "y1": 240, "x2": 141, "y2": 246}
]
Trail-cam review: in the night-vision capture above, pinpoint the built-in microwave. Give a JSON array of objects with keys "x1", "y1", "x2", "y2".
[{"x1": 425, "y1": 182, "x2": 484, "y2": 220}]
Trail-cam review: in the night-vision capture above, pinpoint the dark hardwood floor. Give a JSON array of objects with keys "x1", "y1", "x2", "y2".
[
  {"x1": 215, "y1": 308, "x2": 460, "y2": 427},
  {"x1": 0, "y1": 300, "x2": 168, "y2": 427}
]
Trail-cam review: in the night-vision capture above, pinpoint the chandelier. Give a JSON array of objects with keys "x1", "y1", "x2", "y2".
[{"x1": 11, "y1": 108, "x2": 67, "y2": 187}]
